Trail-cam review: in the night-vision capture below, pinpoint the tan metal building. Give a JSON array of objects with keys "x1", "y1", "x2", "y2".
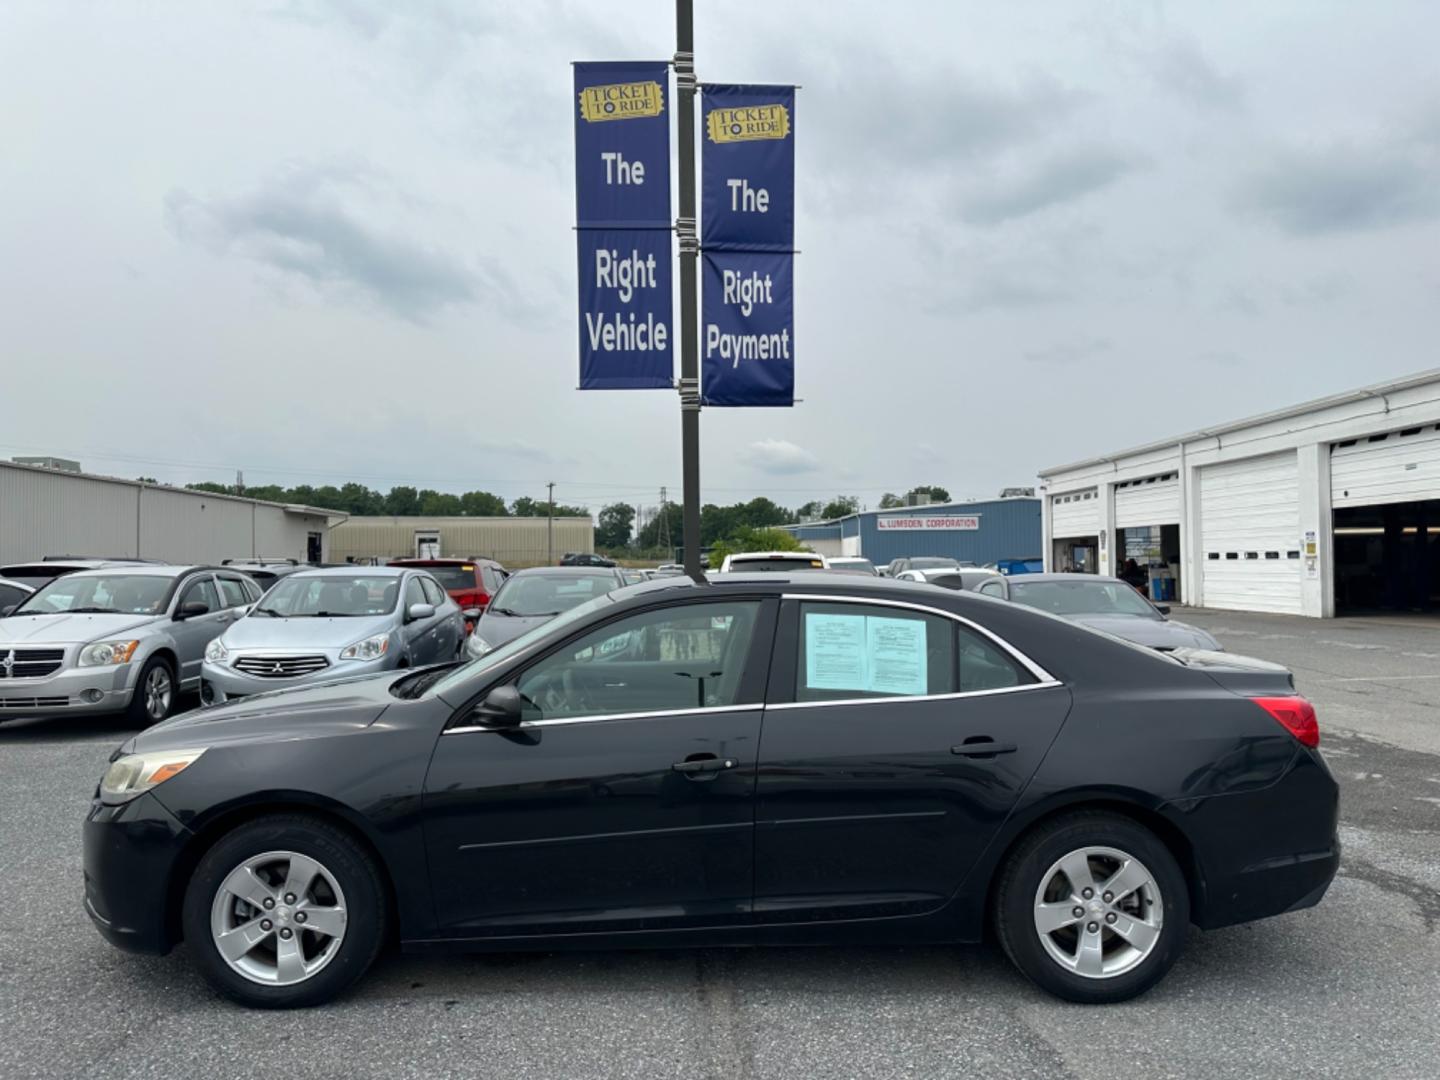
[
  {"x1": 329, "y1": 516, "x2": 594, "y2": 567},
  {"x1": 0, "y1": 460, "x2": 343, "y2": 565}
]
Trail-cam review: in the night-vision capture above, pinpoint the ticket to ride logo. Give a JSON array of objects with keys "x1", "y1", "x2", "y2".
[
  {"x1": 707, "y1": 104, "x2": 790, "y2": 143},
  {"x1": 578, "y1": 81, "x2": 665, "y2": 122}
]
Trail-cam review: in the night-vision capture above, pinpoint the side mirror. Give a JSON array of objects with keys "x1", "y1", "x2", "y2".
[
  {"x1": 470, "y1": 684, "x2": 523, "y2": 728},
  {"x1": 1155, "y1": 604, "x2": 1171, "y2": 616},
  {"x1": 407, "y1": 602, "x2": 436, "y2": 622},
  {"x1": 176, "y1": 601, "x2": 210, "y2": 620}
]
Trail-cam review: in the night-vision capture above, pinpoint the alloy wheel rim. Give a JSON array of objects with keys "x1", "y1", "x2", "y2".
[
  {"x1": 209, "y1": 850, "x2": 348, "y2": 986},
  {"x1": 1032, "y1": 845, "x2": 1164, "y2": 980},
  {"x1": 145, "y1": 667, "x2": 172, "y2": 720}
]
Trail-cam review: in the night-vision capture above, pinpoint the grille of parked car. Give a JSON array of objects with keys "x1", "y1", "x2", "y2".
[
  {"x1": 232, "y1": 655, "x2": 330, "y2": 678},
  {"x1": 0, "y1": 695, "x2": 68, "y2": 709},
  {"x1": 0, "y1": 648, "x2": 66, "y2": 679}
]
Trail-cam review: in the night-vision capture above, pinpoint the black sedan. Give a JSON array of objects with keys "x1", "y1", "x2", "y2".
[{"x1": 84, "y1": 573, "x2": 1337, "y2": 1008}]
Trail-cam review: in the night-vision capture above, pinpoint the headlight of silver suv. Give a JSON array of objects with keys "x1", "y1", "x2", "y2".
[
  {"x1": 204, "y1": 638, "x2": 228, "y2": 664},
  {"x1": 100, "y1": 748, "x2": 206, "y2": 805},
  {"x1": 339, "y1": 633, "x2": 390, "y2": 662},
  {"x1": 78, "y1": 640, "x2": 141, "y2": 667}
]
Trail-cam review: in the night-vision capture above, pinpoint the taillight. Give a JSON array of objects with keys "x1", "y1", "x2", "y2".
[{"x1": 1252, "y1": 696, "x2": 1319, "y2": 748}]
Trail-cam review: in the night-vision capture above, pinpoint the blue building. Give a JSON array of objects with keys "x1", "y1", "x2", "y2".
[{"x1": 783, "y1": 498, "x2": 1042, "y2": 567}]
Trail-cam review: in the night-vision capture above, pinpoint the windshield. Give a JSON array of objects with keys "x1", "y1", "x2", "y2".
[
  {"x1": 405, "y1": 565, "x2": 477, "y2": 591},
  {"x1": 489, "y1": 572, "x2": 615, "y2": 616},
  {"x1": 16, "y1": 574, "x2": 171, "y2": 615},
  {"x1": 259, "y1": 575, "x2": 398, "y2": 617},
  {"x1": 429, "y1": 592, "x2": 618, "y2": 697},
  {"x1": 1009, "y1": 580, "x2": 1159, "y2": 618},
  {"x1": 908, "y1": 557, "x2": 960, "y2": 570}
]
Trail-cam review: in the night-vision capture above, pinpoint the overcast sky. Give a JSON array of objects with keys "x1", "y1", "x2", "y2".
[{"x1": 3, "y1": 1, "x2": 1438, "y2": 514}]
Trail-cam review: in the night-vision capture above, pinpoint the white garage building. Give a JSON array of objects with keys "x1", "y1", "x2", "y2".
[{"x1": 1039, "y1": 369, "x2": 1440, "y2": 617}]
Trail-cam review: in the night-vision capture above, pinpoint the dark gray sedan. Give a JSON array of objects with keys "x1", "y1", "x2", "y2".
[
  {"x1": 465, "y1": 565, "x2": 628, "y2": 659},
  {"x1": 975, "y1": 573, "x2": 1222, "y2": 651}
]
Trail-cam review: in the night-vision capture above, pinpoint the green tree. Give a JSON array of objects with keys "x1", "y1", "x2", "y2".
[
  {"x1": 879, "y1": 492, "x2": 903, "y2": 508},
  {"x1": 820, "y1": 496, "x2": 859, "y2": 519},
  {"x1": 796, "y1": 499, "x2": 824, "y2": 520},
  {"x1": 418, "y1": 489, "x2": 462, "y2": 516},
  {"x1": 385, "y1": 486, "x2": 420, "y2": 516},
  {"x1": 635, "y1": 503, "x2": 682, "y2": 549},
  {"x1": 459, "y1": 490, "x2": 508, "y2": 516},
  {"x1": 338, "y1": 482, "x2": 384, "y2": 515},
  {"x1": 708, "y1": 526, "x2": 809, "y2": 565},
  {"x1": 595, "y1": 503, "x2": 636, "y2": 549},
  {"x1": 186, "y1": 481, "x2": 232, "y2": 495},
  {"x1": 909, "y1": 485, "x2": 950, "y2": 504},
  {"x1": 512, "y1": 496, "x2": 589, "y2": 518}
]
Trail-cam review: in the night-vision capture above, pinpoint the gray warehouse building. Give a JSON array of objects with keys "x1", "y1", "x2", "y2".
[{"x1": 0, "y1": 460, "x2": 343, "y2": 566}]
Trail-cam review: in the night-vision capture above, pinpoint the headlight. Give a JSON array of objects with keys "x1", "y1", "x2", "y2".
[
  {"x1": 339, "y1": 633, "x2": 390, "y2": 661},
  {"x1": 100, "y1": 748, "x2": 206, "y2": 805},
  {"x1": 78, "y1": 640, "x2": 140, "y2": 667},
  {"x1": 205, "y1": 638, "x2": 228, "y2": 664},
  {"x1": 466, "y1": 635, "x2": 493, "y2": 659}
]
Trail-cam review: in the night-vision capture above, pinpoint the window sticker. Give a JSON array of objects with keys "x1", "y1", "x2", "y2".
[{"x1": 804, "y1": 611, "x2": 929, "y2": 696}]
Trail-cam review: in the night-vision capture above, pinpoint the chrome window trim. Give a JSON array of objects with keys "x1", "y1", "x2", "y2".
[
  {"x1": 444, "y1": 701, "x2": 763, "y2": 735},
  {"x1": 782, "y1": 591, "x2": 1058, "y2": 685},
  {"x1": 766, "y1": 680, "x2": 1062, "y2": 711}
]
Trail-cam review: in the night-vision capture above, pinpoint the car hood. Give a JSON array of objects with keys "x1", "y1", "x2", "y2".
[
  {"x1": 473, "y1": 611, "x2": 555, "y2": 649},
  {"x1": 0, "y1": 612, "x2": 156, "y2": 644},
  {"x1": 125, "y1": 671, "x2": 400, "y2": 755},
  {"x1": 1067, "y1": 613, "x2": 1220, "y2": 650},
  {"x1": 222, "y1": 613, "x2": 394, "y2": 650}
]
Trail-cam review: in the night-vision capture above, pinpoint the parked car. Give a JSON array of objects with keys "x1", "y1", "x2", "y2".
[
  {"x1": 201, "y1": 567, "x2": 464, "y2": 705},
  {"x1": 975, "y1": 573, "x2": 1222, "y2": 652},
  {"x1": 717, "y1": 551, "x2": 828, "y2": 572},
  {"x1": 560, "y1": 552, "x2": 616, "y2": 568},
  {"x1": 465, "y1": 565, "x2": 627, "y2": 658},
  {"x1": 388, "y1": 558, "x2": 507, "y2": 635},
  {"x1": 0, "y1": 578, "x2": 34, "y2": 615},
  {"x1": 84, "y1": 572, "x2": 1336, "y2": 1008},
  {"x1": 886, "y1": 556, "x2": 974, "y2": 577},
  {"x1": 874, "y1": 560, "x2": 894, "y2": 577},
  {"x1": 0, "y1": 565, "x2": 261, "y2": 724},
  {"x1": 621, "y1": 569, "x2": 645, "y2": 585},
  {"x1": 220, "y1": 558, "x2": 305, "y2": 592},
  {"x1": 827, "y1": 557, "x2": 878, "y2": 576},
  {"x1": 996, "y1": 558, "x2": 1045, "y2": 576},
  {"x1": 0, "y1": 556, "x2": 153, "y2": 592},
  {"x1": 895, "y1": 567, "x2": 1003, "y2": 591}
]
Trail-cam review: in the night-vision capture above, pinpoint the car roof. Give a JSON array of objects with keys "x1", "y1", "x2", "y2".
[
  {"x1": 286, "y1": 565, "x2": 411, "y2": 579},
  {"x1": 47, "y1": 563, "x2": 211, "y2": 579},
  {"x1": 389, "y1": 557, "x2": 499, "y2": 566},
  {"x1": 1014, "y1": 573, "x2": 1126, "y2": 584},
  {"x1": 507, "y1": 565, "x2": 620, "y2": 577}
]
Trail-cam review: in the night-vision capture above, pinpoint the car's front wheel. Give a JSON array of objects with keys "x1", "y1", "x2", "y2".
[
  {"x1": 182, "y1": 815, "x2": 387, "y2": 1008},
  {"x1": 126, "y1": 656, "x2": 175, "y2": 727},
  {"x1": 995, "y1": 811, "x2": 1188, "y2": 1004}
]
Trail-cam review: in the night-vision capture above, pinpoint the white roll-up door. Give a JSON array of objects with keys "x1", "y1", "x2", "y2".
[
  {"x1": 1050, "y1": 489, "x2": 1099, "y2": 537},
  {"x1": 1199, "y1": 452, "x2": 1301, "y2": 614},
  {"x1": 1114, "y1": 473, "x2": 1180, "y2": 529},
  {"x1": 1332, "y1": 426, "x2": 1440, "y2": 508}
]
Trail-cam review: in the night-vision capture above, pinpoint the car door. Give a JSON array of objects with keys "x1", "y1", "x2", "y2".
[
  {"x1": 752, "y1": 595, "x2": 1071, "y2": 923},
  {"x1": 169, "y1": 574, "x2": 229, "y2": 686},
  {"x1": 398, "y1": 574, "x2": 431, "y2": 662},
  {"x1": 418, "y1": 575, "x2": 457, "y2": 661},
  {"x1": 421, "y1": 596, "x2": 778, "y2": 936}
]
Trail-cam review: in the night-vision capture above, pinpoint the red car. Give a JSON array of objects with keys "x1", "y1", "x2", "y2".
[{"x1": 387, "y1": 558, "x2": 507, "y2": 633}]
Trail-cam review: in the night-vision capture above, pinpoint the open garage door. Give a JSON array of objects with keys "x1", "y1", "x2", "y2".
[
  {"x1": 1115, "y1": 473, "x2": 1181, "y2": 599},
  {"x1": 1114, "y1": 474, "x2": 1179, "y2": 528},
  {"x1": 1200, "y1": 453, "x2": 1302, "y2": 614},
  {"x1": 1050, "y1": 489, "x2": 1099, "y2": 572},
  {"x1": 1331, "y1": 426, "x2": 1440, "y2": 612}
]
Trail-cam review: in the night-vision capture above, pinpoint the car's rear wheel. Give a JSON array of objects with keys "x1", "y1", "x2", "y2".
[
  {"x1": 126, "y1": 656, "x2": 175, "y2": 727},
  {"x1": 995, "y1": 811, "x2": 1188, "y2": 1004},
  {"x1": 182, "y1": 815, "x2": 387, "y2": 1008}
]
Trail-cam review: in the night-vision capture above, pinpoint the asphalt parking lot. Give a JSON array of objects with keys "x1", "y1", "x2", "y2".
[{"x1": 2, "y1": 611, "x2": 1438, "y2": 1080}]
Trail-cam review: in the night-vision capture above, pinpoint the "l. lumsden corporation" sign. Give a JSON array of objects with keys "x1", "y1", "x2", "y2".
[{"x1": 875, "y1": 515, "x2": 981, "y2": 531}]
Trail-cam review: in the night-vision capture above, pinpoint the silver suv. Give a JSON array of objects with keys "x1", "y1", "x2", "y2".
[{"x1": 0, "y1": 565, "x2": 261, "y2": 724}]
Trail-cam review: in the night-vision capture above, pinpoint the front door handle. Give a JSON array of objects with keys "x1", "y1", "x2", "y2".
[
  {"x1": 672, "y1": 754, "x2": 736, "y2": 781},
  {"x1": 951, "y1": 739, "x2": 1018, "y2": 757}
]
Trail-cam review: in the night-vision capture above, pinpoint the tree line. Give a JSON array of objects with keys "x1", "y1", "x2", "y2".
[{"x1": 182, "y1": 481, "x2": 589, "y2": 520}]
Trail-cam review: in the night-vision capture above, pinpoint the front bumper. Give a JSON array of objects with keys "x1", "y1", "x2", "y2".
[
  {"x1": 84, "y1": 789, "x2": 192, "y2": 955},
  {"x1": 202, "y1": 654, "x2": 396, "y2": 703},
  {"x1": 0, "y1": 662, "x2": 139, "y2": 717}
]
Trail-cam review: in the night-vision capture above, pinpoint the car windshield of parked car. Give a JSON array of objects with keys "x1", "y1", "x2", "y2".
[
  {"x1": 727, "y1": 556, "x2": 824, "y2": 571},
  {"x1": 1009, "y1": 580, "x2": 1158, "y2": 618},
  {"x1": 829, "y1": 559, "x2": 876, "y2": 575},
  {"x1": 489, "y1": 573, "x2": 613, "y2": 616},
  {"x1": 409, "y1": 565, "x2": 475, "y2": 591},
  {"x1": 908, "y1": 557, "x2": 959, "y2": 570},
  {"x1": 258, "y1": 575, "x2": 398, "y2": 617},
  {"x1": 427, "y1": 591, "x2": 619, "y2": 697},
  {"x1": 16, "y1": 574, "x2": 171, "y2": 615}
]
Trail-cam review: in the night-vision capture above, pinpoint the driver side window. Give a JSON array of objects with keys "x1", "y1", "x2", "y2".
[
  {"x1": 179, "y1": 577, "x2": 219, "y2": 614},
  {"x1": 514, "y1": 601, "x2": 762, "y2": 722}
]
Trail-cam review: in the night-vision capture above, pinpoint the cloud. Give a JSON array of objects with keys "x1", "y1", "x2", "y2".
[
  {"x1": 957, "y1": 146, "x2": 1138, "y2": 225},
  {"x1": 1150, "y1": 39, "x2": 1243, "y2": 112},
  {"x1": 165, "y1": 163, "x2": 526, "y2": 321},
  {"x1": 741, "y1": 439, "x2": 821, "y2": 476},
  {"x1": 1234, "y1": 143, "x2": 1440, "y2": 235},
  {"x1": 1024, "y1": 338, "x2": 1111, "y2": 367}
]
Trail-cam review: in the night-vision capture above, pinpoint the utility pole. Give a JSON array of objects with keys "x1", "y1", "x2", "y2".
[
  {"x1": 546, "y1": 481, "x2": 555, "y2": 564},
  {"x1": 659, "y1": 486, "x2": 671, "y2": 555},
  {"x1": 675, "y1": 0, "x2": 702, "y2": 578}
]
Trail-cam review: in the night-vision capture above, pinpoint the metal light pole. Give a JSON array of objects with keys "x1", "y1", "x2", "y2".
[
  {"x1": 675, "y1": 0, "x2": 702, "y2": 578},
  {"x1": 546, "y1": 480, "x2": 555, "y2": 564}
]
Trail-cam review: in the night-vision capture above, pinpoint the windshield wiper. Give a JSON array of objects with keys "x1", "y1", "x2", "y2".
[
  {"x1": 489, "y1": 607, "x2": 522, "y2": 617},
  {"x1": 313, "y1": 611, "x2": 359, "y2": 617},
  {"x1": 67, "y1": 607, "x2": 121, "y2": 614},
  {"x1": 252, "y1": 606, "x2": 284, "y2": 617}
]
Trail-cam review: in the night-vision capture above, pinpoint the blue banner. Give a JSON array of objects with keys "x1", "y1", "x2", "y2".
[
  {"x1": 701, "y1": 84, "x2": 795, "y2": 252},
  {"x1": 574, "y1": 61, "x2": 671, "y2": 228},
  {"x1": 574, "y1": 61, "x2": 673, "y2": 389},
  {"x1": 578, "y1": 229, "x2": 673, "y2": 390},
  {"x1": 701, "y1": 251, "x2": 793, "y2": 407}
]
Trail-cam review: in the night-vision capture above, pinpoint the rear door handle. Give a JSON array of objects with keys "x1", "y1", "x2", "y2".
[{"x1": 951, "y1": 739, "x2": 1018, "y2": 757}]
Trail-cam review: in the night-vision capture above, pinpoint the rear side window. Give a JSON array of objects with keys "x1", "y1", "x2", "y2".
[
  {"x1": 796, "y1": 602, "x2": 955, "y2": 703},
  {"x1": 216, "y1": 576, "x2": 250, "y2": 608},
  {"x1": 957, "y1": 625, "x2": 1031, "y2": 692}
]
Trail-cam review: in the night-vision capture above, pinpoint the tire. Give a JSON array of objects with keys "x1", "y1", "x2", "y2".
[
  {"x1": 126, "y1": 655, "x2": 176, "y2": 727},
  {"x1": 182, "y1": 814, "x2": 388, "y2": 1008},
  {"x1": 994, "y1": 811, "x2": 1189, "y2": 1004}
]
